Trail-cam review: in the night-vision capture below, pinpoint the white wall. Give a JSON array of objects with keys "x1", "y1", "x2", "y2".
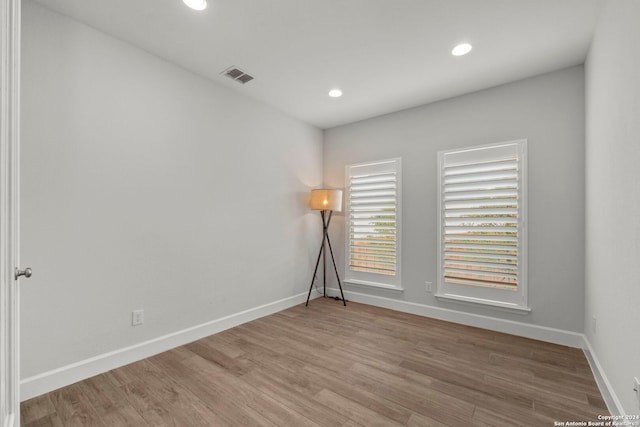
[
  {"x1": 20, "y1": 1, "x2": 322, "y2": 379},
  {"x1": 585, "y1": 0, "x2": 640, "y2": 414},
  {"x1": 324, "y1": 67, "x2": 586, "y2": 333}
]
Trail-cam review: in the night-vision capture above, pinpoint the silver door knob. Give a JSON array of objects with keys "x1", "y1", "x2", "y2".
[{"x1": 15, "y1": 267, "x2": 32, "y2": 279}]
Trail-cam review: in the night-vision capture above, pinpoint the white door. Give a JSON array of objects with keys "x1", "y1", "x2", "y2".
[{"x1": 1, "y1": 1, "x2": 22, "y2": 426}]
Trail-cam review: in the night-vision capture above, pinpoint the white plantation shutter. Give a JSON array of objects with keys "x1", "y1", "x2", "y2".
[
  {"x1": 346, "y1": 158, "x2": 402, "y2": 289},
  {"x1": 437, "y1": 141, "x2": 528, "y2": 310}
]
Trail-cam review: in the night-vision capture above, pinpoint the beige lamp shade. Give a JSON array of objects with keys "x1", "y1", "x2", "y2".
[{"x1": 310, "y1": 189, "x2": 343, "y2": 212}]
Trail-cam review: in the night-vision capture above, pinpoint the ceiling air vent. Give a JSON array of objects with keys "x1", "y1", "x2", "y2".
[{"x1": 221, "y1": 66, "x2": 254, "y2": 84}]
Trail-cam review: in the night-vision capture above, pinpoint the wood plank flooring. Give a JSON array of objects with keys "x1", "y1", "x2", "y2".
[{"x1": 21, "y1": 299, "x2": 608, "y2": 426}]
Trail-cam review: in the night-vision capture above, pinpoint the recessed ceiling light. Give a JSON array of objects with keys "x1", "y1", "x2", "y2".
[
  {"x1": 452, "y1": 43, "x2": 473, "y2": 56},
  {"x1": 183, "y1": 0, "x2": 207, "y2": 11},
  {"x1": 328, "y1": 89, "x2": 343, "y2": 98}
]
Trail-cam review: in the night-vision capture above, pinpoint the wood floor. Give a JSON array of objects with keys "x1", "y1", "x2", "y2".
[{"x1": 21, "y1": 298, "x2": 608, "y2": 426}]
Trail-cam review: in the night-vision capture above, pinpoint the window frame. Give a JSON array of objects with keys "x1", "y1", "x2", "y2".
[
  {"x1": 344, "y1": 158, "x2": 402, "y2": 291},
  {"x1": 436, "y1": 140, "x2": 529, "y2": 312}
]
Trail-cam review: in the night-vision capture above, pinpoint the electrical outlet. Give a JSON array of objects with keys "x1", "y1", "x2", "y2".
[
  {"x1": 634, "y1": 377, "x2": 640, "y2": 408},
  {"x1": 425, "y1": 281, "x2": 433, "y2": 293},
  {"x1": 132, "y1": 309, "x2": 144, "y2": 326},
  {"x1": 591, "y1": 315, "x2": 597, "y2": 333}
]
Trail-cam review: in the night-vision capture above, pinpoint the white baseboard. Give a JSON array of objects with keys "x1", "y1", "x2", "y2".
[
  {"x1": 581, "y1": 336, "x2": 625, "y2": 416},
  {"x1": 330, "y1": 287, "x2": 584, "y2": 347},
  {"x1": 21, "y1": 290, "x2": 319, "y2": 401}
]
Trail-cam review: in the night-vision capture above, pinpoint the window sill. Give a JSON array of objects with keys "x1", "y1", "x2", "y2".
[
  {"x1": 344, "y1": 279, "x2": 404, "y2": 293},
  {"x1": 435, "y1": 293, "x2": 531, "y2": 315}
]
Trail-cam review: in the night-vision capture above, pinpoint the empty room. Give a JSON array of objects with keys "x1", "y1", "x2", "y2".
[{"x1": 1, "y1": 0, "x2": 639, "y2": 425}]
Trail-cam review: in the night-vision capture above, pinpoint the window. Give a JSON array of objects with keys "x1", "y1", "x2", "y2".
[
  {"x1": 437, "y1": 140, "x2": 528, "y2": 311},
  {"x1": 345, "y1": 158, "x2": 402, "y2": 290}
]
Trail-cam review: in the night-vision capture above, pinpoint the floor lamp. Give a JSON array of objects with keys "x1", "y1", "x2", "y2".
[{"x1": 305, "y1": 189, "x2": 347, "y2": 306}]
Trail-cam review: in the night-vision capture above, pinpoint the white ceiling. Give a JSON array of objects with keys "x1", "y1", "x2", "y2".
[{"x1": 31, "y1": 0, "x2": 601, "y2": 129}]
